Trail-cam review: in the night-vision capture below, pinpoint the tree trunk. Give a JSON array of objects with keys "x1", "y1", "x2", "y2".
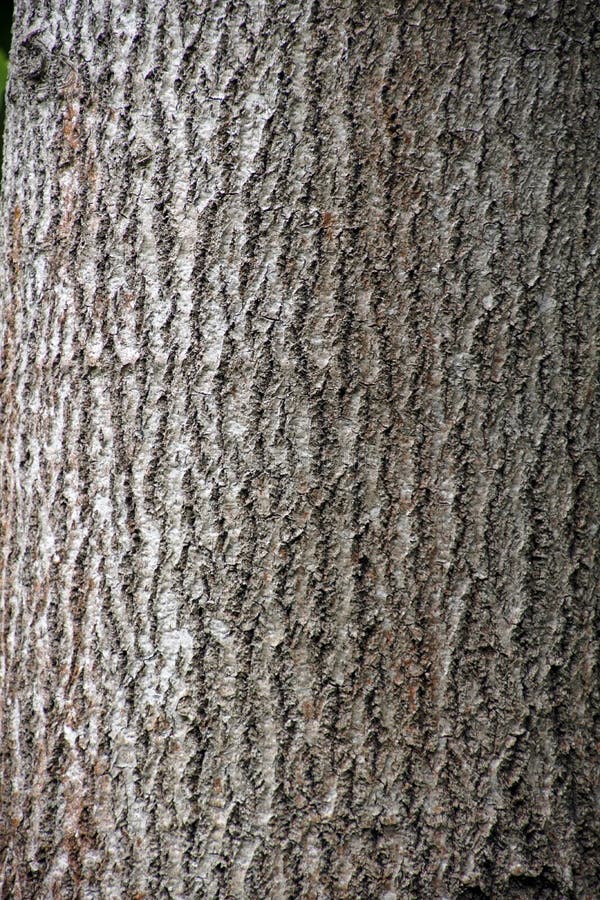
[{"x1": 1, "y1": 1, "x2": 598, "y2": 897}]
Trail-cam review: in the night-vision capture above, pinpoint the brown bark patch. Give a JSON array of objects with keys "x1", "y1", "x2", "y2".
[
  {"x1": 321, "y1": 210, "x2": 334, "y2": 235},
  {"x1": 63, "y1": 103, "x2": 81, "y2": 152}
]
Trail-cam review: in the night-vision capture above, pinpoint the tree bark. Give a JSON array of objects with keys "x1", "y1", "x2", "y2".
[{"x1": 1, "y1": 1, "x2": 598, "y2": 897}]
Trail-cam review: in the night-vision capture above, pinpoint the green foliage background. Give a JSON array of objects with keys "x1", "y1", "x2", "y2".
[{"x1": 0, "y1": 2, "x2": 13, "y2": 171}]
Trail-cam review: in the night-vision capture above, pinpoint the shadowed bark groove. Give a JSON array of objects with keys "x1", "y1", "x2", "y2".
[{"x1": 0, "y1": 1, "x2": 598, "y2": 897}]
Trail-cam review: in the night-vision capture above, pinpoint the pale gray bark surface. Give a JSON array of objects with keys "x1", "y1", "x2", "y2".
[{"x1": 0, "y1": 1, "x2": 598, "y2": 897}]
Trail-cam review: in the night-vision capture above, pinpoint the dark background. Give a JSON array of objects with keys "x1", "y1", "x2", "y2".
[
  {"x1": 0, "y1": 0, "x2": 13, "y2": 166},
  {"x1": 0, "y1": 0, "x2": 13, "y2": 52}
]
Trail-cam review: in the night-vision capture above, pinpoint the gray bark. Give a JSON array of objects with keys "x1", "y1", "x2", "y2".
[{"x1": 0, "y1": 1, "x2": 598, "y2": 897}]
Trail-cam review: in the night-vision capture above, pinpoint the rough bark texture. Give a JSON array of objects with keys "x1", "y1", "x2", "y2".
[{"x1": 0, "y1": 1, "x2": 598, "y2": 897}]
